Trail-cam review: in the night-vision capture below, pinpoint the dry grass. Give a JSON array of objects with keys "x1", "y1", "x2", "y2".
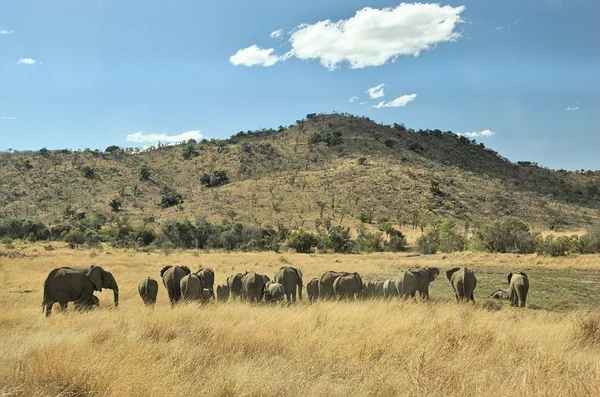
[{"x1": 1, "y1": 245, "x2": 600, "y2": 396}]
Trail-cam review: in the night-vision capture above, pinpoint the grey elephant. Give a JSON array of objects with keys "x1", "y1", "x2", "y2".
[
  {"x1": 216, "y1": 283, "x2": 230, "y2": 302},
  {"x1": 447, "y1": 267, "x2": 477, "y2": 303},
  {"x1": 374, "y1": 280, "x2": 385, "y2": 298},
  {"x1": 508, "y1": 272, "x2": 529, "y2": 307},
  {"x1": 42, "y1": 265, "x2": 119, "y2": 317},
  {"x1": 383, "y1": 279, "x2": 398, "y2": 298},
  {"x1": 489, "y1": 289, "x2": 509, "y2": 300},
  {"x1": 319, "y1": 271, "x2": 351, "y2": 299},
  {"x1": 241, "y1": 271, "x2": 268, "y2": 302},
  {"x1": 306, "y1": 278, "x2": 320, "y2": 302},
  {"x1": 138, "y1": 277, "x2": 159, "y2": 306},
  {"x1": 333, "y1": 273, "x2": 363, "y2": 300},
  {"x1": 180, "y1": 273, "x2": 204, "y2": 302},
  {"x1": 227, "y1": 273, "x2": 243, "y2": 300},
  {"x1": 274, "y1": 266, "x2": 303, "y2": 302},
  {"x1": 160, "y1": 265, "x2": 191, "y2": 305},
  {"x1": 264, "y1": 281, "x2": 285, "y2": 303},
  {"x1": 408, "y1": 267, "x2": 440, "y2": 299},
  {"x1": 394, "y1": 270, "x2": 420, "y2": 298},
  {"x1": 195, "y1": 268, "x2": 215, "y2": 300},
  {"x1": 73, "y1": 294, "x2": 100, "y2": 311}
]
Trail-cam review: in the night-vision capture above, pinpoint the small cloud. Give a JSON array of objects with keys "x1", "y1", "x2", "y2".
[
  {"x1": 373, "y1": 94, "x2": 417, "y2": 108},
  {"x1": 0, "y1": 29, "x2": 15, "y2": 35},
  {"x1": 494, "y1": 26, "x2": 503, "y2": 31},
  {"x1": 565, "y1": 106, "x2": 579, "y2": 111},
  {"x1": 126, "y1": 130, "x2": 203, "y2": 144},
  {"x1": 17, "y1": 57, "x2": 38, "y2": 65},
  {"x1": 348, "y1": 96, "x2": 358, "y2": 103},
  {"x1": 359, "y1": 101, "x2": 367, "y2": 105},
  {"x1": 458, "y1": 129, "x2": 496, "y2": 138},
  {"x1": 229, "y1": 45, "x2": 280, "y2": 67},
  {"x1": 2, "y1": 116, "x2": 16, "y2": 120},
  {"x1": 270, "y1": 29, "x2": 283, "y2": 39},
  {"x1": 366, "y1": 83, "x2": 385, "y2": 99}
]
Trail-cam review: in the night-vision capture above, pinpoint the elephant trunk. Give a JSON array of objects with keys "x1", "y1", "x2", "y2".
[{"x1": 108, "y1": 278, "x2": 119, "y2": 307}]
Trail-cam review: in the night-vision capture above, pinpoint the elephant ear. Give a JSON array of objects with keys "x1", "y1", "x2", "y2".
[
  {"x1": 295, "y1": 268, "x2": 303, "y2": 279},
  {"x1": 429, "y1": 267, "x2": 440, "y2": 282},
  {"x1": 446, "y1": 267, "x2": 460, "y2": 281},
  {"x1": 507, "y1": 272, "x2": 513, "y2": 284},
  {"x1": 160, "y1": 266, "x2": 171, "y2": 277},
  {"x1": 180, "y1": 266, "x2": 191, "y2": 275},
  {"x1": 87, "y1": 266, "x2": 103, "y2": 292},
  {"x1": 519, "y1": 272, "x2": 528, "y2": 279}
]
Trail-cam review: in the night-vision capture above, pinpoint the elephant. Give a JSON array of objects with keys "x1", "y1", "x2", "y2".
[
  {"x1": 227, "y1": 273, "x2": 243, "y2": 300},
  {"x1": 408, "y1": 267, "x2": 440, "y2": 299},
  {"x1": 241, "y1": 271, "x2": 268, "y2": 302},
  {"x1": 307, "y1": 278, "x2": 320, "y2": 302},
  {"x1": 42, "y1": 265, "x2": 119, "y2": 317},
  {"x1": 394, "y1": 270, "x2": 420, "y2": 298},
  {"x1": 374, "y1": 280, "x2": 385, "y2": 298},
  {"x1": 138, "y1": 277, "x2": 159, "y2": 306},
  {"x1": 447, "y1": 267, "x2": 477, "y2": 303},
  {"x1": 489, "y1": 289, "x2": 509, "y2": 300},
  {"x1": 362, "y1": 281, "x2": 376, "y2": 299},
  {"x1": 160, "y1": 265, "x2": 191, "y2": 305},
  {"x1": 216, "y1": 283, "x2": 230, "y2": 302},
  {"x1": 383, "y1": 279, "x2": 398, "y2": 298},
  {"x1": 508, "y1": 272, "x2": 529, "y2": 307},
  {"x1": 319, "y1": 271, "x2": 351, "y2": 299},
  {"x1": 332, "y1": 273, "x2": 363, "y2": 300},
  {"x1": 180, "y1": 273, "x2": 204, "y2": 302},
  {"x1": 274, "y1": 266, "x2": 303, "y2": 302},
  {"x1": 264, "y1": 281, "x2": 285, "y2": 303},
  {"x1": 73, "y1": 294, "x2": 100, "y2": 311},
  {"x1": 195, "y1": 268, "x2": 215, "y2": 300}
]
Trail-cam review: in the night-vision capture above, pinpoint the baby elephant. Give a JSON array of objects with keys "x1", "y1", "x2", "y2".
[
  {"x1": 508, "y1": 272, "x2": 529, "y2": 307},
  {"x1": 216, "y1": 284, "x2": 230, "y2": 302},
  {"x1": 138, "y1": 277, "x2": 159, "y2": 306},
  {"x1": 264, "y1": 281, "x2": 285, "y2": 303}
]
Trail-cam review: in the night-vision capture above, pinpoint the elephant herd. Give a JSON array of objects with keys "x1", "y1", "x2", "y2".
[{"x1": 41, "y1": 264, "x2": 530, "y2": 317}]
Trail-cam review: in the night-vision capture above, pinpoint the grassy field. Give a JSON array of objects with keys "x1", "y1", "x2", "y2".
[{"x1": 1, "y1": 243, "x2": 600, "y2": 396}]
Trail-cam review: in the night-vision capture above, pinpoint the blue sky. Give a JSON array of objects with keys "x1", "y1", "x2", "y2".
[{"x1": 0, "y1": 0, "x2": 598, "y2": 170}]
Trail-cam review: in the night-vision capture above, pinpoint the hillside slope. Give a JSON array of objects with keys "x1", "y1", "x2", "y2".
[{"x1": 1, "y1": 113, "x2": 599, "y2": 231}]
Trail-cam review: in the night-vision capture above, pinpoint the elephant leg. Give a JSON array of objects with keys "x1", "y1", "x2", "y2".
[
  {"x1": 44, "y1": 302, "x2": 53, "y2": 317},
  {"x1": 291, "y1": 286, "x2": 297, "y2": 302},
  {"x1": 60, "y1": 302, "x2": 68, "y2": 311}
]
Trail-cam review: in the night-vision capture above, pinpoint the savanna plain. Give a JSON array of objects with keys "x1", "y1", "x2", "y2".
[{"x1": 1, "y1": 243, "x2": 600, "y2": 396}]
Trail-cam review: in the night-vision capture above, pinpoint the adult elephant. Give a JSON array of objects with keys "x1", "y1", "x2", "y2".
[
  {"x1": 274, "y1": 266, "x2": 303, "y2": 302},
  {"x1": 362, "y1": 281, "x2": 376, "y2": 299},
  {"x1": 394, "y1": 270, "x2": 420, "y2": 298},
  {"x1": 227, "y1": 273, "x2": 243, "y2": 300},
  {"x1": 264, "y1": 281, "x2": 285, "y2": 303},
  {"x1": 42, "y1": 265, "x2": 119, "y2": 317},
  {"x1": 374, "y1": 280, "x2": 385, "y2": 298},
  {"x1": 508, "y1": 272, "x2": 529, "y2": 307},
  {"x1": 180, "y1": 273, "x2": 204, "y2": 302},
  {"x1": 447, "y1": 267, "x2": 477, "y2": 303},
  {"x1": 160, "y1": 265, "x2": 191, "y2": 305},
  {"x1": 241, "y1": 271, "x2": 268, "y2": 302},
  {"x1": 383, "y1": 279, "x2": 398, "y2": 298},
  {"x1": 306, "y1": 278, "x2": 319, "y2": 302},
  {"x1": 216, "y1": 284, "x2": 230, "y2": 302},
  {"x1": 408, "y1": 267, "x2": 440, "y2": 299},
  {"x1": 195, "y1": 268, "x2": 215, "y2": 300},
  {"x1": 138, "y1": 277, "x2": 159, "y2": 306},
  {"x1": 319, "y1": 271, "x2": 351, "y2": 299},
  {"x1": 333, "y1": 273, "x2": 363, "y2": 300}
]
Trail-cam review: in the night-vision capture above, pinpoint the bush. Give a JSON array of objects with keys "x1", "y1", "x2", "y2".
[
  {"x1": 536, "y1": 235, "x2": 579, "y2": 257},
  {"x1": 82, "y1": 165, "x2": 95, "y2": 179},
  {"x1": 287, "y1": 230, "x2": 320, "y2": 253},
  {"x1": 309, "y1": 131, "x2": 342, "y2": 146},
  {"x1": 354, "y1": 225, "x2": 384, "y2": 253},
  {"x1": 386, "y1": 234, "x2": 407, "y2": 252},
  {"x1": 38, "y1": 147, "x2": 50, "y2": 158},
  {"x1": 358, "y1": 212, "x2": 372, "y2": 224},
  {"x1": 65, "y1": 230, "x2": 85, "y2": 249},
  {"x1": 160, "y1": 187, "x2": 183, "y2": 208},
  {"x1": 140, "y1": 166, "x2": 151, "y2": 181},
  {"x1": 417, "y1": 231, "x2": 439, "y2": 254},
  {"x1": 105, "y1": 145, "x2": 120, "y2": 153},
  {"x1": 0, "y1": 219, "x2": 50, "y2": 241},
  {"x1": 182, "y1": 142, "x2": 199, "y2": 159},
  {"x1": 201, "y1": 171, "x2": 230, "y2": 188},
  {"x1": 109, "y1": 198, "x2": 122, "y2": 212},
  {"x1": 327, "y1": 226, "x2": 353, "y2": 253},
  {"x1": 475, "y1": 216, "x2": 536, "y2": 254}
]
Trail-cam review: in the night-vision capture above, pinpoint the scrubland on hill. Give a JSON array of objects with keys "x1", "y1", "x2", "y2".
[{"x1": 1, "y1": 244, "x2": 600, "y2": 396}]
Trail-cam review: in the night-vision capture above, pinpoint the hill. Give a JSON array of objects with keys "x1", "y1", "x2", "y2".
[{"x1": 1, "y1": 113, "x2": 599, "y2": 235}]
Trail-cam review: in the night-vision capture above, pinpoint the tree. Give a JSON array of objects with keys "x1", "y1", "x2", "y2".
[
  {"x1": 109, "y1": 198, "x2": 122, "y2": 212},
  {"x1": 105, "y1": 145, "x2": 120, "y2": 153},
  {"x1": 182, "y1": 142, "x2": 199, "y2": 159},
  {"x1": 160, "y1": 187, "x2": 183, "y2": 208},
  {"x1": 327, "y1": 226, "x2": 353, "y2": 253},
  {"x1": 287, "y1": 230, "x2": 320, "y2": 253},
  {"x1": 38, "y1": 147, "x2": 50, "y2": 158}
]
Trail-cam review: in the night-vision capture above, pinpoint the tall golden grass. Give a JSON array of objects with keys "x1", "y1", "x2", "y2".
[{"x1": 1, "y1": 245, "x2": 600, "y2": 396}]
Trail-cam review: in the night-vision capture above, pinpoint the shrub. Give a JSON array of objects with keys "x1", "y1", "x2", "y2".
[
  {"x1": 201, "y1": 171, "x2": 230, "y2": 188},
  {"x1": 82, "y1": 165, "x2": 95, "y2": 179},
  {"x1": 105, "y1": 145, "x2": 120, "y2": 153},
  {"x1": 327, "y1": 226, "x2": 353, "y2": 253},
  {"x1": 386, "y1": 234, "x2": 407, "y2": 252},
  {"x1": 437, "y1": 219, "x2": 467, "y2": 252},
  {"x1": 287, "y1": 230, "x2": 320, "y2": 253},
  {"x1": 182, "y1": 142, "x2": 199, "y2": 159},
  {"x1": 160, "y1": 187, "x2": 183, "y2": 208},
  {"x1": 536, "y1": 235, "x2": 578, "y2": 257},
  {"x1": 354, "y1": 225, "x2": 384, "y2": 253},
  {"x1": 417, "y1": 231, "x2": 439, "y2": 254},
  {"x1": 358, "y1": 212, "x2": 372, "y2": 224},
  {"x1": 0, "y1": 219, "x2": 50, "y2": 241},
  {"x1": 140, "y1": 166, "x2": 151, "y2": 181},
  {"x1": 109, "y1": 198, "x2": 122, "y2": 212},
  {"x1": 475, "y1": 216, "x2": 536, "y2": 254},
  {"x1": 65, "y1": 230, "x2": 85, "y2": 249},
  {"x1": 38, "y1": 147, "x2": 50, "y2": 158},
  {"x1": 357, "y1": 157, "x2": 368, "y2": 165}
]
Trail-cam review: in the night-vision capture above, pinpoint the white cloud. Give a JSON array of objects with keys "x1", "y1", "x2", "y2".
[
  {"x1": 17, "y1": 57, "x2": 37, "y2": 65},
  {"x1": 288, "y1": 3, "x2": 465, "y2": 70},
  {"x1": 348, "y1": 96, "x2": 358, "y2": 103},
  {"x1": 229, "y1": 45, "x2": 280, "y2": 67},
  {"x1": 2, "y1": 116, "x2": 16, "y2": 120},
  {"x1": 0, "y1": 29, "x2": 14, "y2": 35},
  {"x1": 126, "y1": 130, "x2": 203, "y2": 144},
  {"x1": 366, "y1": 83, "x2": 385, "y2": 99},
  {"x1": 270, "y1": 29, "x2": 283, "y2": 39},
  {"x1": 373, "y1": 94, "x2": 417, "y2": 108},
  {"x1": 359, "y1": 101, "x2": 367, "y2": 105},
  {"x1": 565, "y1": 106, "x2": 579, "y2": 111},
  {"x1": 494, "y1": 26, "x2": 503, "y2": 31},
  {"x1": 458, "y1": 129, "x2": 496, "y2": 138}
]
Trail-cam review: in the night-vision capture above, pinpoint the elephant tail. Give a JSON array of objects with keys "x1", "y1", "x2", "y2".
[{"x1": 295, "y1": 268, "x2": 303, "y2": 300}]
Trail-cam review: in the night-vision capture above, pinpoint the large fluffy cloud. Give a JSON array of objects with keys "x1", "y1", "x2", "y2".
[
  {"x1": 126, "y1": 130, "x2": 203, "y2": 144},
  {"x1": 229, "y1": 45, "x2": 280, "y2": 67},
  {"x1": 373, "y1": 94, "x2": 417, "y2": 108},
  {"x1": 231, "y1": 3, "x2": 465, "y2": 69}
]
